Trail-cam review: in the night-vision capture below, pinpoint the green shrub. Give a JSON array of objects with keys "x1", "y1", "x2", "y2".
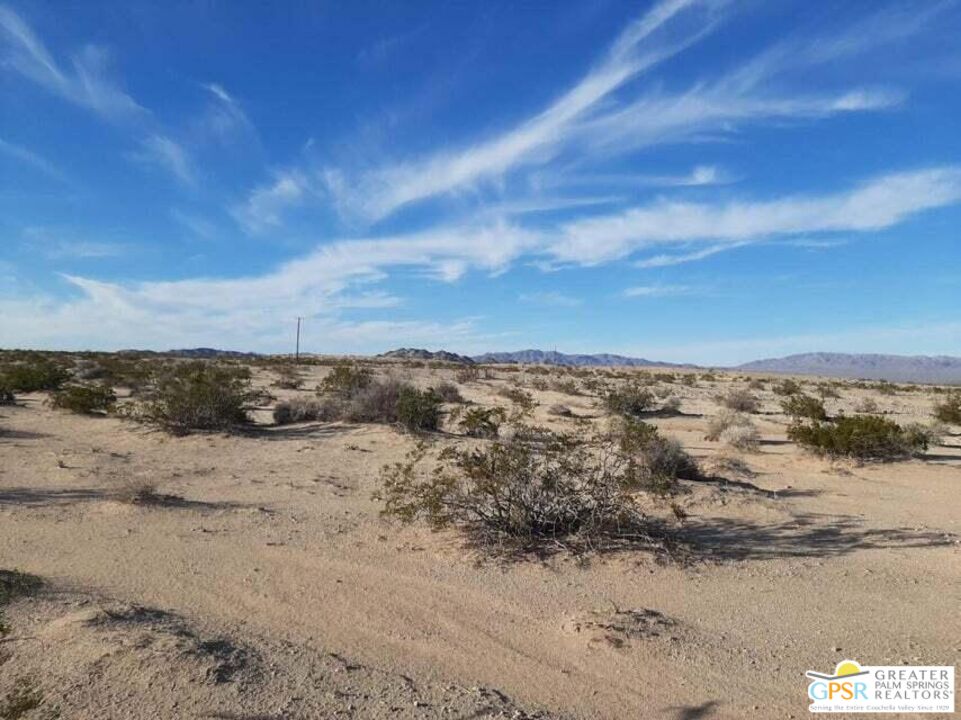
[
  {"x1": 320, "y1": 363, "x2": 372, "y2": 398},
  {"x1": 497, "y1": 386, "x2": 536, "y2": 412},
  {"x1": 788, "y1": 415, "x2": 927, "y2": 461},
  {"x1": 457, "y1": 406, "x2": 506, "y2": 438},
  {"x1": 0, "y1": 385, "x2": 14, "y2": 405},
  {"x1": 395, "y1": 387, "x2": 442, "y2": 432},
  {"x1": 613, "y1": 417, "x2": 699, "y2": 492},
  {"x1": 50, "y1": 384, "x2": 116, "y2": 415},
  {"x1": 604, "y1": 382, "x2": 655, "y2": 417},
  {"x1": 772, "y1": 378, "x2": 802, "y2": 396},
  {"x1": 136, "y1": 362, "x2": 255, "y2": 434},
  {"x1": 0, "y1": 360, "x2": 69, "y2": 392},
  {"x1": 934, "y1": 393, "x2": 961, "y2": 424},
  {"x1": 780, "y1": 393, "x2": 827, "y2": 421}
]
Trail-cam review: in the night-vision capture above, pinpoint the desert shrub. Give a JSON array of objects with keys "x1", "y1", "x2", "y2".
[
  {"x1": 680, "y1": 374, "x2": 698, "y2": 387},
  {"x1": 341, "y1": 377, "x2": 406, "y2": 423},
  {"x1": 772, "y1": 378, "x2": 802, "y2": 396},
  {"x1": 547, "y1": 403, "x2": 572, "y2": 417},
  {"x1": 705, "y1": 410, "x2": 761, "y2": 451},
  {"x1": 551, "y1": 378, "x2": 582, "y2": 396},
  {"x1": 700, "y1": 372, "x2": 717, "y2": 382},
  {"x1": 378, "y1": 432, "x2": 665, "y2": 553},
  {"x1": 272, "y1": 363, "x2": 303, "y2": 389},
  {"x1": 432, "y1": 380, "x2": 464, "y2": 403},
  {"x1": 719, "y1": 423, "x2": 760, "y2": 452},
  {"x1": 934, "y1": 393, "x2": 961, "y2": 424},
  {"x1": 458, "y1": 407, "x2": 506, "y2": 438},
  {"x1": 455, "y1": 366, "x2": 480, "y2": 383},
  {"x1": 50, "y1": 384, "x2": 116, "y2": 415},
  {"x1": 874, "y1": 382, "x2": 897, "y2": 396},
  {"x1": 816, "y1": 383, "x2": 841, "y2": 399},
  {"x1": 0, "y1": 360, "x2": 69, "y2": 392},
  {"x1": 529, "y1": 377, "x2": 550, "y2": 391},
  {"x1": 718, "y1": 388, "x2": 759, "y2": 413},
  {"x1": 497, "y1": 386, "x2": 536, "y2": 412},
  {"x1": 780, "y1": 393, "x2": 827, "y2": 421},
  {"x1": 747, "y1": 378, "x2": 765, "y2": 391},
  {"x1": 653, "y1": 373, "x2": 675, "y2": 384},
  {"x1": 136, "y1": 363, "x2": 254, "y2": 434},
  {"x1": 612, "y1": 417, "x2": 699, "y2": 492},
  {"x1": 854, "y1": 397, "x2": 879, "y2": 414},
  {"x1": 604, "y1": 382, "x2": 655, "y2": 417},
  {"x1": 661, "y1": 396, "x2": 682, "y2": 414},
  {"x1": 0, "y1": 385, "x2": 14, "y2": 405},
  {"x1": 273, "y1": 397, "x2": 340, "y2": 425},
  {"x1": 788, "y1": 415, "x2": 927, "y2": 461},
  {"x1": 321, "y1": 363, "x2": 373, "y2": 398},
  {"x1": 395, "y1": 387, "x2": 442, "y2": 432},
  {"x1": 0, "y1": 569, "x2": 42, "y2": 637}
]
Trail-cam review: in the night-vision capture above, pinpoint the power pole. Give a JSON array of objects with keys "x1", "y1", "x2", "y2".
[{"x1": 295, "y1": 317, "x2": 302, "y2": 362}]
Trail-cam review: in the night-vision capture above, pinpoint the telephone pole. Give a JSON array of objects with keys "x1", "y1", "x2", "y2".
[{"x1": 295, "y1": 317, "x2": 302, "y2": 362}]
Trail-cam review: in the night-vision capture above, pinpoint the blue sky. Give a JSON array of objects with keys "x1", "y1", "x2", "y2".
[{"x1": 2, "y1": 0, "x2": 960, "y2": 364}]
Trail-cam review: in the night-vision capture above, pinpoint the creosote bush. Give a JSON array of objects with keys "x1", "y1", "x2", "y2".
[
  {"x1": 320, "y1": 363, "x2": 372, "y2": 398},
  {"x1": 432, "y1": 380, "x2": 464, "y2": 403},
  {"x1": 378, "y1": 428, "x2": 671, "y2": 554},
  {"x1": 772, "y1": 378, "x2": 802, "y2": 396},
  {"x1": 395, "y1": 386, "x2": 442, "y2": 432},
  {"x1": 0, "y1": 360, "x2": 69, "y2": 393},
  {"x1": 604, "y1": 382, "x2": 655, "y2": 418},
  {"x1": 50, "y1": 384, "x2": 116, "y2": 415},
  {"x1": 780, "y1": 393, "x2": 827, "y2": 421},
  {"x1": 135, "y1": 362, "x2": 255, "y2": 434},
  {"x1": 457, "y1": 406, "x2": 506, "y2": 438},
  {"x1": 788, "y1": 415, "x2": 927, "y2": 461},
  {"x1": 718, "y1": 388, "x2": 759, "y2": 413},
  {"x1": 934, "y1": 393, "x2": 961, "y2": 424},
  {"x1": 272, "y1": 363, "x2": 304, "y2": 389},
  {"x1": 611, "y1": 417, "x2": 699, "y2": 493}
]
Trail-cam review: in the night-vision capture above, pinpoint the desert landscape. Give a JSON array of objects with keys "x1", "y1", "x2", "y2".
[{"x1": 1, "y1": 350, "x2": 958, "y2": 719}]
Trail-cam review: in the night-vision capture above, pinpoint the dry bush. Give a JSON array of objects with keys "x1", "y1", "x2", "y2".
[
  {"x1": 788, "y1": 415, "x2": 927, "y2": 461},
  {"x1": 50, "y1": 384, "x2": 116, "y2": 415},
  {"x1": 747, "y1": 378, "x2": 765, "y2": 391},
  {"x1": 719, "y1": 423, "x2": 760, "y2": 452},
  {"x1": 272, "y1": 363, "x2": 304, "y2": 389},
  {"x1": 551, "y1": 378, "x2": 582, "y2": 396},
  {"x1": 934, "y1": 393, "x2": 961, "y2": 424},
  {"x1": 116, "y1": 479, "x2": 166, "y2": 505},
  {"x1": 432, "y1": 380, "x2": 464, "y2": 403},
  {"x1": 0, "y1": 568, "x2": 43, "y2": 638},
  {"x1": 661, "y1": 396, "x2": 682, "y2": 414},
  {"x1": 273, "y1": 397, "x2": 340, "y2": 425},
  {"x1": 718, "y1": 388, "x2": 759, "y2": 413},
  {"x1": 780, "y1": 393, "x2": 827, "y2": 421},
  {"x1": 378, "y1": 430, "x2": 669, "y2": 555},
  {"x1": 0, "y1": 386, "x2": 14, "y2": 405},
  {"x1": 529, "y1": 377, "x2": 550, "y2": 391},
  {"x1": 705, "y1": 409, "x2": 751, "y2": 441},
  {"x1": 455, "y1": 366, "x2": 480, "y2": 383},
  {"x1": 854, "y1": 397, "x2": 879, "y2": 414}
]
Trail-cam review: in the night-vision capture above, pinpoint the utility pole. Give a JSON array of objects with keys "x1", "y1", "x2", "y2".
[{"x1": 295, "y1": 317, "x2": 302, "y2": 362}]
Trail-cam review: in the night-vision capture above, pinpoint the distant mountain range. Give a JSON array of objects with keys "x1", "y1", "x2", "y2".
[
  {"x1": 142, "y1": 347, "x2": 961, "y2": 384},
  {"x1": 734, "y1": 353, "x2": 961, "y2": 383},
  {"x1": 472, "y1": 349, "x2": 689, "y2": 368}
]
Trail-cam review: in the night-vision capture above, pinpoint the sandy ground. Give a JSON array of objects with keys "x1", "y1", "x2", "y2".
[{"x1": 1, "y1": 361, "x2": 959, "y2": 719}]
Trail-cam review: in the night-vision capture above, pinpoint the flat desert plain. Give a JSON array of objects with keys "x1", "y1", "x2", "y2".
[{"x1": 1, "y1": 357, "x2": 959, "y2": 719}]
